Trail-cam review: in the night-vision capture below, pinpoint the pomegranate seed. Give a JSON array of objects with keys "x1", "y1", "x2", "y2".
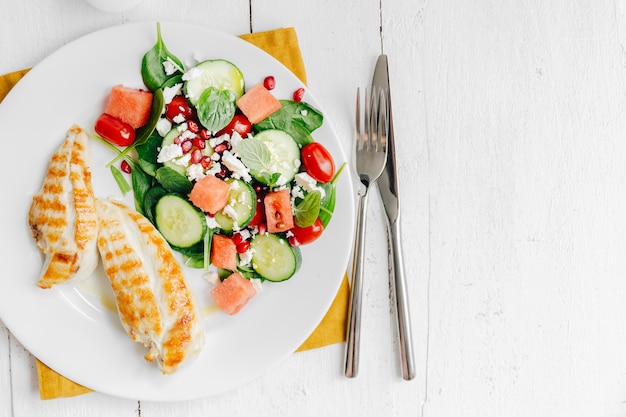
[
  {"x1": 181, "y1": 139, "x2": 193, "y2": 153},
  {"x1": 200, "y1": 156, "x2": 212, "y2": 168},
  {"x1": 187, "y1": 120, "x2": 200, "y2": 133},
  {"x1": 120, "y1": 160, "x2": 132, "y2": 174},
  {"x1": 232, "y1": 233, "x2": 244, "y2": 246},
  {"x1": 200, "y1": 129, "x2": 211, "y2": 140},
  {"x1": 263, "y1": 76, "x2": 276, "y2": 90},
  {"x1": 174, "y1": 136, "x2": 182, "y2": 144},
  {"x1": 216, "y1": 166, "x2": 229, "y2": 179},
  {"x1": 191, "y1": 149, "x2": 203, "y2": 164},
  {"x1": 293, "y1": 87, "x2": 305, "y2": 102},
  {"x1": 214, "y1": 143, "x2": 227, "y2": 154},
  {"x1": 193, "y1": 137, "x2": 206, "y2": 149},
  {"x1": 236, "y1": 241, "x2": 250, "y2": 254}
]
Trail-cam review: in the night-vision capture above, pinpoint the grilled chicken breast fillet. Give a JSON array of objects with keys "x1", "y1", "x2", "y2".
[
  {"x1": 96, "y1": 199, "x2": 204, "y2": 374},
  {"x1": 28, "y1": 125, "x2": 98, "y2": 289}
]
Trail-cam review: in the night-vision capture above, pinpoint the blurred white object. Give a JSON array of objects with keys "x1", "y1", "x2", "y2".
[{"x1": 84, "y1": 0, "x2": 143, "y2": 12}]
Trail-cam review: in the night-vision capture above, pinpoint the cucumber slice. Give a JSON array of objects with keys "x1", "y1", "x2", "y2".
[
  {"x1": 249, "y1": 233, "x2": 301, "y2": 282},
  {"x1": 249, "y1": 129, "x2": 301, "y2": 185},
  {"x1": 214, "y1": 178, "x2": 256, "y2": 233},
  {"x1": 184, "y1": 59, "x2": 245, "y2": 106},
  {"x1": 155, "y1": 194, "x2": 207, "y2": 249}
]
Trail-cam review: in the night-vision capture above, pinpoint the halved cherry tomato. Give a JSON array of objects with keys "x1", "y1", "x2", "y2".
[
  {"x1": 301, "y1": 142, "x2": 335, "y2": 183},
  {"x1": 216, "y1": 114, "x2": 252, "y2": 137},
  {"x1": 288, "y1": 218, "x2": 324, "y2": 246},
  {"x1": 165, "y1": 96, "x2": 195, "y2": 122},
  {"x1": 94, "y1": 113, "x2": 136, "y2": 147}
]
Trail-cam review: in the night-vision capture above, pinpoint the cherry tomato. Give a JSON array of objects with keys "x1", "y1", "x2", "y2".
[
  {"x1": 165, "y1": 96, "x2": 195, "y2": 122},
  {"x1": 301, "y1": 142, "x2": 336, "y2": 183},
  {"x1": 94, "y1": 113, "x2": 136, "y2": 147},
  {"x1": 288, "y1": 218, "x2": 324, "y2": 246},
  {"x1": 216, "y1": 114, "x2": 253, "y2": 137}
]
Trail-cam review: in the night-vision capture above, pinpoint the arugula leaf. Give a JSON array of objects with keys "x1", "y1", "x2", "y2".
[
  {"x1": 294, "y1": 190, "x2": 321, "y2": 227},
  {"x1": 110, "y1": 165, "x2": 131, "y2": 195},
  {"x1": 141, "y1": 22, "x2": 185, "y2": 91},
  {"x1": 196, "y1": 87, "x2": 236, "y2": 132}
]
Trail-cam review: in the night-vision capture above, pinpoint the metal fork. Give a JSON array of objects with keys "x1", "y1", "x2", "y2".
[{"x1": 345, "y1": 87, "x2": 388, "y2": 378}]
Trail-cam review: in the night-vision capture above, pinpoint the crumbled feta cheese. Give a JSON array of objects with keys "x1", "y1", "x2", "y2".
[
  {"x1": 238, "y1": 229, "x2": 252, "y2": 241},
  {"x1": 211, "y1": 152, "x2": 221, "y2": 161},
  {"x1": 206, "y1": 162, "x2": 221, "y2": 176},
  {"x1": 173, "y1": 114, "x2": 186, "y2": 124},
  {"x1": 186, "y1": 163, "x2": 206, "y2": 181},
  {"x1": 156, "y1": 118, "x2": 172, "y2": 137},
  {"x1": 275, "y1": 175, "x2": 288, "y2": 187},
  {"x1": 221, "y1": 150, "x2": 252, "y2": 182},
  {"x1": 162, "y1": 58, "x2": 178, "y2": 76},
  {"x1": 205, "y1": 215, "x2": 220, "y2": 229},
  {"x1": 249, "y1": 278, "x2": 263, "y2": 293},
  {"x1": 293, "y1": 159, "x2": 301, "y2": 169},
  {"x1": 180, "y1": 129, "x2": 196, "y2": 140},
  {"x1": 162, "y1": 83, "x2": 182, "y2": 104},
  {"x1": 239, "y1": 250, "x2": 253, "y2": 267},
  {"x1": 157, "y1": 143, "x2": 183, "y2": 163},
  {"x1": 291, "y1": 184, "x2": 305, "y2": 200},
  {"x1": 223, "y1": 204, "x2": 238, "y2": 220},
  {"x1": 295, "y1": 172, "x2": 326, "y2": 198},
  {"x1": 182, "y1": 67, "x2": 202, "y2": 81},
  {"x1": 300, "y1": 109, "x2": 308, "y2": 116},
  {"x1": 229, "y1": 132, "x2": 243, "y2": 155},
  {"x1": 203, "y1": 265, "x2": 220, "y2": 286},
  {"x1": 177, "y1": 122, "x2": 188, "y2": 132},
  {"x1": 209, "y1": 134, "x2": 227, "y2": 147},
  {"x1": 173, "y1": 153, "x2": 191, "y2": 166}
]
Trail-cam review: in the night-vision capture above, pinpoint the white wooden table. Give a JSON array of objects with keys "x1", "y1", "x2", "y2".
[{"x1": 3, "y1": 0, "x2": 626, "y2": 416}]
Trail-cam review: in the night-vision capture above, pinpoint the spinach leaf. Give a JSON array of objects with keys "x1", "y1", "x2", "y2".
[
  {"x1": 156, "y1": 166, "x2": 193, "y2": 195},
  {"x1": 141, "y1": 23, "x2": 185, "y2": 92},
  {"x1": 135, "y1": 131, "x2": 163, "y2": 177},
  {"x1": 294, "y1": 190, "x2": 321, "y2": 228},
  {"x1": 142, "y1": 185, "x2": 167, "y2": 224},
  {"x1": 196, "y1": 87, "x2": 236, "y2": 132},
  {"x1": 131, "y1": 165, "x2": 154, "y2": 215},
  {"x1": 254, "y1": 100, "x2": 323, "y2": 146}
]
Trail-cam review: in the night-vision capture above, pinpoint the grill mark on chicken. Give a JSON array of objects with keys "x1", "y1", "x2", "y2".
[
  {"x1": 96, "y1": 199, "x2": 204, "y2": 374},
  {"x1": 28, "y1": 125, "x2": 98, "y2": 289}
]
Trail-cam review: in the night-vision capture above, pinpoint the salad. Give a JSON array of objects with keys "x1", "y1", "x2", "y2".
[{"x1": 92, "y1": 23, "x2": 343, "y2": 314}]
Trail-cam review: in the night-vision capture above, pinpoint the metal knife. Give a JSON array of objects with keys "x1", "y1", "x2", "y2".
[{"x1": 372, "y1": 54, "x2": 416, "y2": 381}]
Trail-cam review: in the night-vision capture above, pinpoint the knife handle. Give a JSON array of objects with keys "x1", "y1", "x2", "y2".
[
  {"x1": 387, "y1": 214, "x2": 416, "y2": 380},
  {"x1": 344, "y1": 190, "x2": 369, "y2": 378}
]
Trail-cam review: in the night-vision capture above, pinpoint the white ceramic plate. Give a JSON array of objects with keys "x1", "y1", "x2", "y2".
[{"x1": 0, "y1": 22, "x2": 354, "y2": 401}]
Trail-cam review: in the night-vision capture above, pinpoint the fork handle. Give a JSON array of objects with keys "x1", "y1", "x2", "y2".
[
  {"x1": 344, "y1": 189, "x2": 369, "y2": 378},
  {"x1": 386, "y1": 213, "x2": 416, "y2": 380}
]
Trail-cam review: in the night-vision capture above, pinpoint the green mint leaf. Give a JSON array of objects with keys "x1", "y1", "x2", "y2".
[
  {"x1": 294, "y1": 190, "x2": 321, "y2": 227},
  {"x1": 238, "y1": 138, "x2": 273, "y2": 173},
  {"x1": 196, "y1": 87, "x2": 236, "y2": 132}
]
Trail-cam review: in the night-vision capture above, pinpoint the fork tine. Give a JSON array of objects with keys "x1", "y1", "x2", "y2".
[{"x1": 355, "y1": 87, "x2": 361, "y2": 151}]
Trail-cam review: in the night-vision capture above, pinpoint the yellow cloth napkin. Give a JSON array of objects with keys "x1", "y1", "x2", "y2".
[{"x1": 0, "y1": 27, "x2": 349, "y2": 400}]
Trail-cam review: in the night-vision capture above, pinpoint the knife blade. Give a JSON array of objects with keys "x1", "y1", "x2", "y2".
[{"x1": 372, "y1": 54, "x2": 416, "y2": 381}]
